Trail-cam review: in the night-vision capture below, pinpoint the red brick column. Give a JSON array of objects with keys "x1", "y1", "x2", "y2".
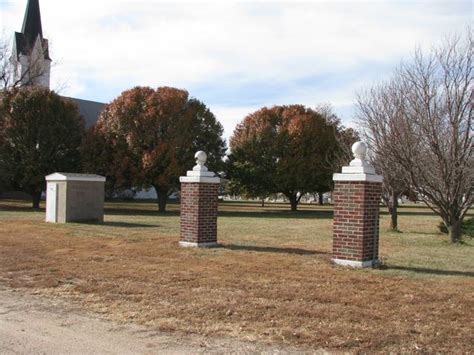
[
  {"x1": 333, "y1": 181, "x2": 382, "y2": 267},
  {"x1": 332, "y1": 142, "x2": 383, "y2": 268},
  {"x1": 180, "y1": 182, "x2": 219, "y2": 247},
  {"x1": 179, "y1": 151, "x2": 220, "y2": 248}
]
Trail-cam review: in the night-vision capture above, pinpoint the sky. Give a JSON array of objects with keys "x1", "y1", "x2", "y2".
[{"x1": 0, "y1": 0, "x2": 472, "y2": 142}]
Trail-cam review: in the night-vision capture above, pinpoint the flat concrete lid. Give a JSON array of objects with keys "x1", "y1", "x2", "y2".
[{"x1": 46, "y1": 173, "x2": 106, "y2": 182}]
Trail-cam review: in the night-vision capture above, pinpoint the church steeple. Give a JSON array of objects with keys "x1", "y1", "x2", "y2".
[
  {"x1": 14, "y1": 0, "x2": 49, "y2": 60},
  {"x1": 12, "y1": 0, "x2": 51, "y2": 88},
  {"x1": 21, "y1": 0, "x2": 43, "y2": 42}
]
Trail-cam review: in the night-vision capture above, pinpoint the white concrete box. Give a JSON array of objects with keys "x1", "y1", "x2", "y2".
[{"x1": 45, "y1": 173, "x2": 106, "y2": 223}]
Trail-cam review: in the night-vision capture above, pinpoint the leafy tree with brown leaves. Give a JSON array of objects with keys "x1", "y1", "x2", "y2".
[
  {"x1": 82, "y1": 86, "x2": 226, "y2": 212},
  {"x1": 0, "y1": 87, "x2": 84, "y2": 208},
  {"x1": 227, "y1": 105, "x2": 342, "y2": 211}
]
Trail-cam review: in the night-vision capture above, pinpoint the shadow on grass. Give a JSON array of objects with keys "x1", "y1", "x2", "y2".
[
  {"x1": 380, "y1": 210, "x2": 439, "y2": 217},
  {"x1": 219, "y1": 243, "x2": 330, "y2": 256},
  {"x1": 104, "y1": 207, "x2": 333, "y2": 220},
  {"x1": 78, "y1": 221, "x2": 160, "y2": 228},
  {"x1": 219, "y1": 210, "x2": 333, "y2": 219},
  {"x1": 0, "y1": 203, "x2": 45, "y2": 213},
  {"x1": 104, "y1": 207, "x2": 179, "y2": 217},
  {"x1": 380, "y1": 265, "x2": 474, "y2": 277},
  {"x1": 1, "y1": 201, "x2": 332, "y2": 220}
]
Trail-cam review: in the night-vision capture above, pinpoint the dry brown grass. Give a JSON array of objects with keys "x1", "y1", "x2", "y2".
[{"x1": 0, "y1": 199, "x2": 473, "y2": 353}]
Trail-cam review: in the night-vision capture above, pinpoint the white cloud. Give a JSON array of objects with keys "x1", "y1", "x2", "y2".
[{"x1": 1, "y1": 0, "x2": 471, "y2": 136}]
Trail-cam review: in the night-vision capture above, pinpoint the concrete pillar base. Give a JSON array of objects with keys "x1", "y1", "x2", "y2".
[
  {"x1": 179, "y1": 241, "x2": 219, "y2": 248},
  {"x1": 332, "y1": 258, "x2": 379, "y2": 268}
]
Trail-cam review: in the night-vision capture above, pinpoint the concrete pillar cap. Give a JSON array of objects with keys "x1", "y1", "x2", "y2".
[
  {"x1": 333, "y1": 141, "x2": 383, "y2": 182},
  {"x1": 180, "y1": 151, "x2": 221, "y2": 183}
]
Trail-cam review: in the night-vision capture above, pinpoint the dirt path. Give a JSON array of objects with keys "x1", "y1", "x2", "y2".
[{"x1": 0, "y1": 286, "x2": 317, "y2": 354}]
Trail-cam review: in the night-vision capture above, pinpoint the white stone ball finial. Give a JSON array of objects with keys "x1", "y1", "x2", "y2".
[
  {"x1": 352, "y1": 141, "x2": 367, "y2": 161},
  {"x1": 193, "y1": 151, "x2": 208, "y2": 171},
  {"x1": 336, "y1": 140, "x2": 378, "y2": 176},
  {"x1": 348, "y1": 141, "x2": 371, "y2": 169}
]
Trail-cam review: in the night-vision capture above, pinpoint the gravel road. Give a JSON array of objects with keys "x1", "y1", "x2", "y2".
[{"x1": 0, "y1": 286, "x2": 317, "y2": 354}]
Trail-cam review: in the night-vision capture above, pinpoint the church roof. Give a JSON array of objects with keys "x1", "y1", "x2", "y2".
[
  {"x1": 14, "y1": 32, "x2": 51, "y2": 61},
  {"x1": 14, "y1": 0, "x2": 50, "y2": 60},
  {"x1": 66, "y1": 97, "x2": 105, "y2": 128}
]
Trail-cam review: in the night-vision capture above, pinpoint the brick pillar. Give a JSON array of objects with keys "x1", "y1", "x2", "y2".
[
  {"x1": 332, "y1": 142, "x2": 383, "y2": 268},
  {"x1": 179, "y1": 151, "x2": 220, "y2": 248}
]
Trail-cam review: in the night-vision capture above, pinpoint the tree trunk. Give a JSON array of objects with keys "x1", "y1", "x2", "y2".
[
  {"x1": 448, "y1": 220, "x2": 462, "y2": 243},
  {"x1": 288, "y1": 194, "x2": 298, "y2": 212},
  {"x1": 31, "y1": 191, "x2": 41, "y2": 209},
  {"x1": 261, "y1": 198, "x2": 265, "y2": 207},
  {"x1": 390, "y1": 190, "x2": 398, "y2": 231},
  {"x1": 154, "y1": 186, "x2": 167, "y2": 212},
  {"x1": 318, "y1": 192, "x2": 324, "y2": 205}
]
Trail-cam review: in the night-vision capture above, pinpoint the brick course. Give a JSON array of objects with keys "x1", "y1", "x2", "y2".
[
  {"x1": 333, "y1": 181, "x2": 382, "y2": 264},
  {"x1": 180, "y1": 182, "x2": 219, "y2": 245}
]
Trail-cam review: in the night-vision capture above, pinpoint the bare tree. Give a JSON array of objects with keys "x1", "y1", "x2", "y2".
[
  {"x1": 357, "y1": 30, "x2": 473, "y2": 242},
  {"x1": 357, "y1": 83, "x2": 410, "y2": 231},
  {"x1": 371, "y1": 142, "x2": 408, "y2": 231},
  {"x1": 317, "y1": 103, "x2": 359, "y2": 173}
]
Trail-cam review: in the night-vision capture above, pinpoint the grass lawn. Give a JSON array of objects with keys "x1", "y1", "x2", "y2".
[{"x1": 0, "y1": 199, "x2": 473, "y2": 352}]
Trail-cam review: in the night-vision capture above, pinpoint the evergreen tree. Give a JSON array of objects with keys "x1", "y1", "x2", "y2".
[{"x1": 0, "y1": 87, "x2": 84, "y2": 208}]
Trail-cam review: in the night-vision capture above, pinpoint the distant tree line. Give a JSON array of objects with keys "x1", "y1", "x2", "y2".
[{"x1": 0, "y1": 89, "x2": 351, "y2": 213}]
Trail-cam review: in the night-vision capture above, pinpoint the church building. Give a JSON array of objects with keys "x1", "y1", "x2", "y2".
[{"x1": 12, "y1": 0, "x2": 105, "y2": 128}]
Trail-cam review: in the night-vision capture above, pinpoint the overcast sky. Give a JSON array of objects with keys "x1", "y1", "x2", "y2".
[{"x1": 1, "y1": 0, "x2": 472, "y2": 141}]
